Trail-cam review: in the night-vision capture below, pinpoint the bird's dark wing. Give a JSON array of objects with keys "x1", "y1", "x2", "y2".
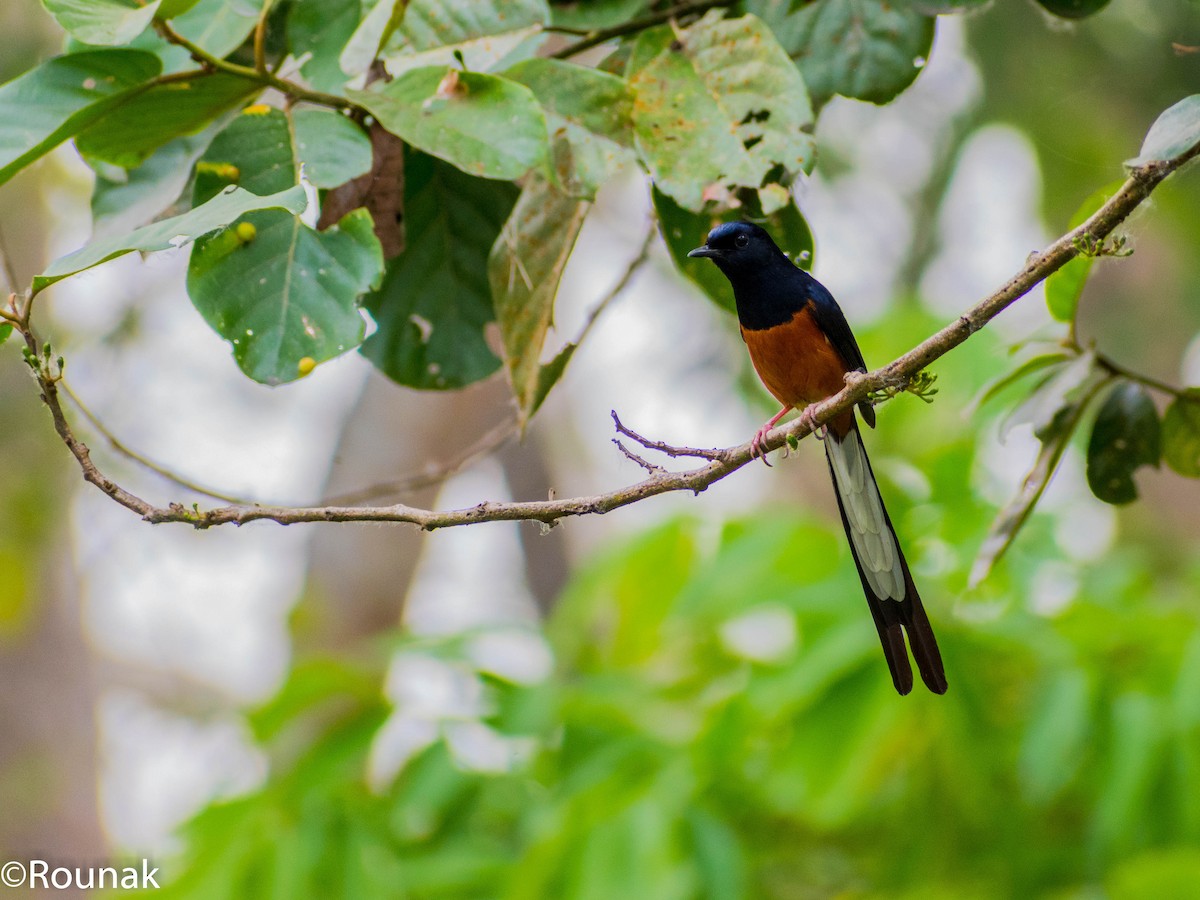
[{"x1": 804, "y1": 278, "x2": 876, "y2": 428}]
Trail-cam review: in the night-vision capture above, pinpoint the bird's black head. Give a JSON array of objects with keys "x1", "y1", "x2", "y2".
[{"x1": 686, "y1": 221, "x2": 788, "y2": 275}]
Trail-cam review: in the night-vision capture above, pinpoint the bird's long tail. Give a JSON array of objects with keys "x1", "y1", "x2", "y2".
[{"x1": 823, "y1": 420, "x2": 947, "y2": 695}]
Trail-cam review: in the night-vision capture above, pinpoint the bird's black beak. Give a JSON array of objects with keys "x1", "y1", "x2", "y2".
[{"x1": 687, "y1": 245, "x2": 719, "y2": 259}]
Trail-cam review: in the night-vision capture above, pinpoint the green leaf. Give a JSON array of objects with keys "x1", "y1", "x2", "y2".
[
  {"x1": 157, "y1": 0, "x2": 203, "y2": 16},
  {"x1": 631, "y1": 12, "x2": 814, "y2": 213},
  {"x1": 42, "y1": 0, "x2": 162, "y2": 46},
  {"x1": 0, "y1": 50, "x2": 161, "y2": 187},
  {"x1": 0, "y1": 324, "x2": 11, "y2": 346},
  {"x1": 189, "y1": 207, "x2": 381, "y2": 384},
  {"x1": 400, "y1": 0, "x2": 549, "y2": 50},
  {"x1": 1000, "y1": 350, "x2": 1099, "y2": 442},
  {"x1": 504, "y1": 58, "x2": 634, "y2": 198},
  {"x1": 186, "y1": 109, "x2": 383, "y2": 384},
  {"x1": 1019, "y1": 668, "x2": 1093, "y2": 803},
  {"x1": 171, "y1": 0, "x2": 265, "y2": 60},
  {"x1": 349, "y1": 68, "x2": 547, "y2": 181},
  {"x1": 90, "y1": 120, "x2": 226, "y2": 234},
  {"x1": 489, "y1": 173, "x2": 590, "y2": 425},
  {"x1": 1036, "y1": 0, "x2": 1113, "y2": 18},
  {"x1": 750, "y1": 0, "x2": 935, "y2": 106},
  {"x1": 361, "y1": 151, "x2": 519, "y2": 389},
  {"x1": 286, "y1": 0, "x2": 362, "y2": 93},
  {"x1": 551, "y1": 0, "x2": 647, "y2": 29},
  {"x1": 1045, "y1": 180, "x2": 1123, "y2": 322},
  {"x1": 74, "y1": 73, "x2": 259, "y2": 169},
  {"x1": 339, "y1": 0, "x2": 405, "y2": 78},
  {"x1": 1162, "y1": 394, "x2": 1200, "y2": 477},
  {"x1": 906, "y1": 0, "x2": 989, "y2": 9},
  {"x1": 971, "y1": 352, "x2": 1071, "y2": 410},
  {"x1": 34, "y1": 184, "x2": 308, "y2": 295},
  {"x1": 1127, "y1": 95, "x2": 1200, "y2": 167},
  {"x1": 384, "y1": 0, "x2": 548, "y2": 77},
  {"x1": 1095, "y1": 693, "x2": 1165, "y2": 848},
  {"x1": 291, "y1": 108, "x2": 372, "y2": 189},
  {"x1": 1086, "y1": 381, "x2": 1161, "y2": 505},
  {"x1": 655, "y1": 187, "x2": 813, "y2": 314},
  {"x1": 1045, "y1": 257, "x2": 1091, "y2": 323},
  {"x1": 972, "y1": 361, "x2": 1103, "y2": 586}
]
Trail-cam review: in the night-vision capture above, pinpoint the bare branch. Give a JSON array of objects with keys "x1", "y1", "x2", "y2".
[
  {"x1": 611, "y1": 410, "x2": 726, "y2": 461},
  {"x1": 611, "y1": 439, "x2": 668, "y2": 476},
  {"x1": 16, "y1": 150, "x2": 1199, "y2": 531}
]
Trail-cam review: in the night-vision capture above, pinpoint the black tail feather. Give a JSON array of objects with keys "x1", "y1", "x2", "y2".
[{"x1": 824, "y1": 428, "x2": 947, "y2": 696}]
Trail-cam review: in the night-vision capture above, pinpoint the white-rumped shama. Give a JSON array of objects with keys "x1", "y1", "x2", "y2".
[{"x1": 689, "y1": 222, "x2": 947, "y2": 696}]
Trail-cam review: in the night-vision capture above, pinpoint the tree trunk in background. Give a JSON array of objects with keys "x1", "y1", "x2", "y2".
[{"x1": 300, "y1": 372, "x2": 518, "y2": 653}]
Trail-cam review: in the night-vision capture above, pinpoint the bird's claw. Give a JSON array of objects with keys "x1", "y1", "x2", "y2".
[
  {"x1": 799, "y1": 405, "x2": 827, "y2": 441},
  {"x1": 750, "y1": 425, "x2": 774, "y2": 467}
]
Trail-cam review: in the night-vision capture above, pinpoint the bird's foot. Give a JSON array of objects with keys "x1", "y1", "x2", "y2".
[
  {"x1": 799, "y1": 404, "x2": 827, "y2": 441},
  {"x1": 750, "y1": 424, "x2": 774, "y2": 467}
]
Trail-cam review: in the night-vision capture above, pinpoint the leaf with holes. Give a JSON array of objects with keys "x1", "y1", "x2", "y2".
[
  {"x1": 361, "y1": 151, "x2": 519, "y2": 390},
  {"x1": 74, "y1": 73, "x2": 259, "y2": 169},
  {"x1": 504, "y1": 58, "x2": 634, "y2": 198},
  {"x1": 36, "y1": 184, "x2": 307, "y2": 295},
  {"x1": 188, "y1": 207, "x2": 381, "y2": 385},
  {"x1": 1086, "y1": 381, "x2": 1161, "y2": 504},
  {"x1": 186, "y1": 108, "x2": 383, "y2": 384},
  {"x1": 0, "y1": 50, "x2": 161, "y2": 187},
  {"x1": 1163, "y1": 394, "x2": 1200, "y2": 478},
  {"x1": 655, "y1": 187, "x2": 813, "y2": 314},
  {"x1": 632, "y1": 12, "x2": 814, "y2": 213},
  {"x1": 753, "y1": 0, "x2": 934, "y2": 106},
  {"x1": 42, "y1": 0, "x2": 162, "y2": 45},
  {"x1": 1127, "y1": 95, "x2": 1200, "y2": 168},
  {"x1": 349, "y1": 68, "x2": 547, "y2": 181},
  {"x1": 490, "y1": 173, "x2": 590, "y2": 424}
]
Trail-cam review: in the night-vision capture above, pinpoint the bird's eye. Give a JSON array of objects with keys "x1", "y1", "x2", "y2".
[{"x1": 734, "y1": 233, "x2": 749, "y2": 248}]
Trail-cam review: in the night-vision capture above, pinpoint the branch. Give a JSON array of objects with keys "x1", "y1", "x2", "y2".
[
  {"x1": 15, "y1": 149, "x2": 1199, "y2": 531},
  {"x1": 154, "y1": 20, "x2": 358, "y2": 113},
  {"x1": 550, "y1": 0, "x2": 738, "y2": 60}
]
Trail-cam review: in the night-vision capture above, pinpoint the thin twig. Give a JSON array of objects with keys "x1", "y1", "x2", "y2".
[
  {"x1": 58, "y1": 380, "x2": 259, "y2": 506},
  {"x1": 0, "y1": 224, "x2": 20, "y2": 294},
  {"x1": 253, "y1": 0, "x2": 273, "y2": 76},
  {"x1": 154, "y1": 20, "x2": 358, "y2": 112},
  {"x1": 612, "y1": 439, "x2": 668, "y2": 476},
  {"x1": 14, "y1": 146, "x2": 1200, "y2": 530},
  {"x1": 321, "y1": 418, "x2": 519, "y2": 506},
  {"x1": 611, "y1": 410, "x2": 725, "y2": 461},
  {"x1": 576, "y1": 227, "x2": 655, "y2": 346},
  {"x1": 551, "y1": 0, "x2": 738, "y2": 60},
  {"x1": 1090, "y1": 348, "x2": 1189, "y2": 399}
]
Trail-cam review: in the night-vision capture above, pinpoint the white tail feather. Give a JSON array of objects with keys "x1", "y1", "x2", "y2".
[{"x1": 827, "y1": 428, "x2": 905, "y2": 602}]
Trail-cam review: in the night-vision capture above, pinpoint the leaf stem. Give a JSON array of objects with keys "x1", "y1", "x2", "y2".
[{"x1": 154, "y1": 19, "x2": 359, "y2": 113}]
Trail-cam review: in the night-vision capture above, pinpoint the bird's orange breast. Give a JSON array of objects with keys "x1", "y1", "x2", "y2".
[{"x1": 741, "y1": 303, "x2": 854, "y2": 431}]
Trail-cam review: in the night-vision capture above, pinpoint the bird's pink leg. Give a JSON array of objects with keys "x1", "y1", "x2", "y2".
[{"x1": 750, "y1": 404, "x2": 792, "y2": 466}]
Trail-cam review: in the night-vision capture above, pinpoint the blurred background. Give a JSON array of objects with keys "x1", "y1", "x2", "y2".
[{"x1": 2, "y1": 0, "x2": 1200, "y2": 897}]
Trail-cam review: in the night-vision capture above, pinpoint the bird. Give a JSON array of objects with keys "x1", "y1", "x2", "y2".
[{"x1": 688, "y1": 221, "x2": 947, "y2": 695}]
